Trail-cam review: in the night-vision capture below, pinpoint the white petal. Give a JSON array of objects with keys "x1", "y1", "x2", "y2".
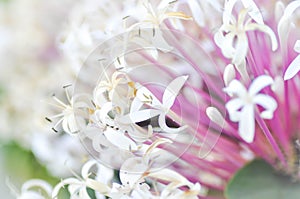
[
  {"x1": 246, "y1": 23, "x2": 278, "y2": 51},
  {"x1": 223, "y1": 64, "x2": 236, "y2": 86},
  {"x1": 119, "y1": 157, "x2": 148, "y2": 186},
  {"x1": 19, "y1": 191, "x2": 45, "y2": 199},
  {"x1": 283, "y1": 0, "x2": 300, "y2": 17},
  {"x1": 85, "y1": 179, "x2": 110, "y2": 194},
  {"x1": 294, "y1": 40, "x2": 300, "y2": 53},
  {"x1": 146, "y1": 168, "x2": 190, "y2": 186},
  {"x1": 253, "y1": 94, "x2": 277, "y2": 119},
  {"x1": 232, "y1": 34, "x2": 248, "y2": 65},
  {"x1": 146, "y1": 48, "x2": 158, "y2": 60},
  {"x1": 221, "y1": 32, "x2": 236, "y2": 59},
  {"x1": 99, "y1": 102, "x2": 114, "y2": 126},
  {"x1": 284, "y1": 55, "x2": 300, "y2": 80},
  {"x1": 214, "y1": 30, "x2": 225, "y2": 48},
  {"x1": 239, "y1": 105, "x2": 255, "y2": 143},
  {"x1": 130, "y1": 97, "x2": 144, "y2": 113},
  {"x1": 206, "y1": 107, "x2": 225, "y2": 125},
  {"x1": 225, "y1": 98, "x2": 244, "y2": 122},
  {"x1": 96, "y1": 164, "x2": 114, "y2": 185},
  {"x1": 241, "y1": 0, "x2": 264, "y2": 24},
  {"x1": 114, "y1": 55, "x2": 126, "y2": 70},
  {"x1": 136, "y1": 86, "x2": 161, "y2": 108},
  {"x1": 21, "y1": 179, "x2": 52, "y2": 196},
  {"x1": 249, "y1": 75, "x2": 274, "y2": 96},
  {"x1": 127, "y1": 124, "x2": 152, "y2": 142},
  {"x1": 81, "y1": 160, "x2": 97, "y2": 179},
  {"x1": 144, "y1": 138, "x2": 173, "y2": 157},
  {"x1": 119, "y1": 109, "x2": 161, "y2": 124},
  {"x1": 162, "y1": 75, "x2": 188, "y2": 109},
  {"x1": 235, "y1": 59, "x2": 249, "y2": 81},
  {"x1": 103, "y1": 128, "x2": 137, "y2": 151},
  {"x1": 151, "y1": 29, "x2": 173, "y2": 53},
  {"x1": 223, "y1": 79, "x2": 247, "y2": 97},
  {"x1": 223, "y1": 0, "x2": 238, "y2": 24},
  {"x1": 67, "y1": 114, "x2": 80, "y2": 133},
  {"x1": 158, "y1": 114, "x2": 188, "y2": 133}
]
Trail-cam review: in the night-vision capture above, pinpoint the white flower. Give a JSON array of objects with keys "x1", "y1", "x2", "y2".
[
  {"x1": 214, "y1": 7, "x2": 278, "y2": 65},
  {"x1": 93, "y1": 71, "x2": 136, "y2": 106},
  {"x1": 52, "y1": 160, "x2": 111, "y2": 199},
  {"x1": 127, "y1": 0, "x2": 192, "y2": 29},
  {"x1": 284, "y1": 40, "x2": 300, "y2": 80},
  {"x1": 123, "y1": 0, "x2": 192, "y2": 59},
  {"x1": 223, "y1": 75, "x2": 277, "y2": 143},
  {"x1": 46, "y1": 88, "x2": 87, "y2": 135},
  {"x1": 119, "y1": 76, "x2": 189, "y2": 133}
]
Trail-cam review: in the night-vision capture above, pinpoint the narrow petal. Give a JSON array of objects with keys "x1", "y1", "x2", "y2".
[
  {"x1": 103, "y1": 128, "x2": 138, "y2": 151},
  {"x1": 119, "y1": 109, "x2": 161, "y2": 124},
  {"x1": 158, "y1": 114, "x2": 188, "y2": 133},
  {"x1": 246, "y1": 23, "x2": 278, "y2": 51},
  {"x1": 206, "y1": 107, "x2": 225, "y2": 125},
  {"x1": 225, "y1": 98, "x2": 244, "y2": 122},
  {"x1": 21, "y1": 179, "x2": 52, "y2": 196},
  {"x1": 136, "y1": 86, "x2": 161, "y2": 107},
  {"x1": 223, "y1": 79, "x2": 247, "y2": 97},
  {"x1": 239, "y1": 105, "x2": 255, "y2": 143},
  {"x1": 232, "y1": 33, "x2": 248, "y2": 65},
  {"x1": 99, "y1": 102, "x2": 114, "y2": 126},
  {"x1": 248, "y1": 75, "x2": 274, "y2": 96},
  {"x1": 130, "y1": 97, "x2": 144, "y2": 113},
  {"x1": 278, "y1": 0, "x2": 300, "y2": 45},
  {"x1": 162, "y1": 75, "x2": 188, "y2": 110},
  {"x1": 284, "y1": 55, "x2": 300, "y2": 80},
  {"x1": 241, "y1": 0, "x2": 264, "y2": 24},
  {"x1": 214, "y1": 30, "x2": 225, "y2": 48},
  {"x1": 81, "y1": 160, "x2": 97, "y2": 179},
  {"x1": 223, "y1": 64, "x2": 236, "y2": 86},
  {"x1": 294, "y1": 40, "x2": 300, "y2": 53},
  {"x1": 119, "y1": 157, "x2": 148, "y2": 186},
  {"x1": 146, "y1": 168, "x2": 190, "y2": 185},
  {"x1": 85, "y1": 179, "x2": 111, "y2": 194},
  {"x1": 253, "y1": 94, "x2": 277, "y2": 119},
  {"x1": 144, "y1": 138, "x2": 173, "y2": 157},
  {"x1": 223, "y1": 0, "x2": 238, "y2": 24},
  {"x1": 221, "y1": 32, "x2": 236, "y2": 59}
]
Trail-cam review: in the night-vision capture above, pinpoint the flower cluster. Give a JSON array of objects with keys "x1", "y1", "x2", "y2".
[{"x1": 13, "y1": 0, "x2": 300, "y2": 198}]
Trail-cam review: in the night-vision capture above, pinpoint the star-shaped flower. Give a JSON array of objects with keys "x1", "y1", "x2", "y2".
[
  {"x1": 223, "y1": 75, "x2": 277, "y2": 143},
  {"x1": 119, "y1": 75, "x2": 189, "y2": 134},
  {"x1": 214, "y1": 6, "x2": 277, "y2": 65}
]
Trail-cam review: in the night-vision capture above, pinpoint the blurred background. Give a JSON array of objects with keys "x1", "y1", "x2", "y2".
[{"x1": 0, "y1": 0, "x2": 90, "y2": 197}]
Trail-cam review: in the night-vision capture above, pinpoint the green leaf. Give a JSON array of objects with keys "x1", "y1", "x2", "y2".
[
  {"x1": 225, "y1": 159, "x2": 300, "y2": 199},
  {"x1": 1, "y1": 141, "x2": 70, "y2": 198},
  {"x1": 1, "y1": 142, "x2": 58, "y2": 186}
]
